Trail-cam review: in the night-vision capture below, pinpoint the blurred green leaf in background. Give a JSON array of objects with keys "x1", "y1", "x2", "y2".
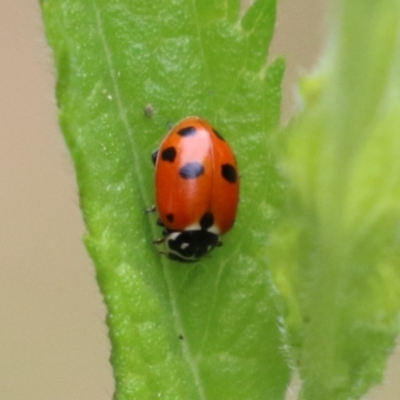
[
  {"x1": 40, "y1": 0, "x2": 289, "y2": 399},
  {"x1": 269, "y1": 0, "x2": 400, "y2": 399}
]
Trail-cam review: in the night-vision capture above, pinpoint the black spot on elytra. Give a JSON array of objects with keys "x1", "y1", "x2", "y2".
[
  {"x1": 177, "y1": 126, "x2": 197, "y2": 137},
  {"x1": 161, "y1": 147, "x2": 177, "y2": 162},
  {"x1": 200, "y1": 212, "x2": 214, "y2": 230},
  {"x1": 179, "y1": 162, "x2": 204, "y2": 179},
  {"x1": 213, "y1": 128, "x2": 225, "y2": 141},
  {"x1": 166, "y1": 214, "x2": 174, "y2": 223},
  {"x1": 221, "y1": 164, "x2": 237, "y2": 183}
]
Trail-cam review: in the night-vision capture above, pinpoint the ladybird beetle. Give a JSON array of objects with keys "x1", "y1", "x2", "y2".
[{"x1": 151, "y1": 116, "x2": 239, "y2": 262}]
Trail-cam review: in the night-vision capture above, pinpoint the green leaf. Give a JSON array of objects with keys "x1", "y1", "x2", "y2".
[
  {"x1": 40, "y1": 0, "x2": 289, "y2": 399},
  {"x1": 268, "y1": 1, "x2": 400, "y2": 399}
]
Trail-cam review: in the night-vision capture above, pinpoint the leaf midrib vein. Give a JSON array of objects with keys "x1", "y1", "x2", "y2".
[{"x1": 92, "y1": 3, "x2": 206, "y2": 399}]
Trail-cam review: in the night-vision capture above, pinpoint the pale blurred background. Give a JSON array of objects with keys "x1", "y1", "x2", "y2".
[{"x1": 1, "y1": 1, "x2": 399, "y2": 399}]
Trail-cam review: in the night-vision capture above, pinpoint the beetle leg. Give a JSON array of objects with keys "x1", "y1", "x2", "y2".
[
  {"x1": 156, "y1": 218, "x2": 165, "y2": 227},
  {"x1": 151, "y1": 149, "x2": 159, "y2": 165},
  {"x1": 145, "y1": 205, "x2": 156, "y2": 213}
]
